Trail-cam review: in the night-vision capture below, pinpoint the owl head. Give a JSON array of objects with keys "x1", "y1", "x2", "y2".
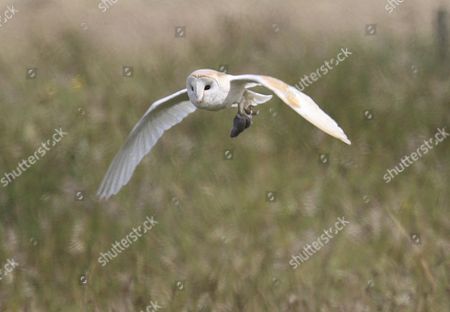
[{"x1": 186, "y1": 69, "x2": 229, "y2": 109}]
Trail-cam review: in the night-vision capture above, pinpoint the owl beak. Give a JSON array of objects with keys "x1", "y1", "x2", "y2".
[{"x1": 194, "y1": 80, "x2": 204, "y2": 104}]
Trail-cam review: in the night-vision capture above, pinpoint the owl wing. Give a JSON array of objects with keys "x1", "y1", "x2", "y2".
[
  {"x1": 230, "y1": 74, "x2": 351, "y2": 145},
  {"x1": 97, "y1": 89, "x2": 197, "y2": 199}
]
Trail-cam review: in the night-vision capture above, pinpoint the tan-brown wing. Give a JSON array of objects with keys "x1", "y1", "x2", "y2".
[{"x1": 230, "y1": 74, "x2": 351, "y2": 145}]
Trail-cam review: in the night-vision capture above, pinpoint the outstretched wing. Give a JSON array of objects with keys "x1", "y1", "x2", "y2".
[
  {"x1": 230, "y1": 74, "x2": 351, "y2": 145},
  {"x1": 97, "y1": 89, "x2": 196, "y2": 199}
]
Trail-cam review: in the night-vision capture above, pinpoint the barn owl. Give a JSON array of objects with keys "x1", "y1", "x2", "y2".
[{"x1": 97, "y1": 69, "x2": 351, "y2": 199}]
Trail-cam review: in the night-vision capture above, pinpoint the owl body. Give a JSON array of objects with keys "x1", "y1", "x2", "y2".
[
  {"x1": 97, "y1": 68, "x2": 351, "y2": 199},
  {"x1": 186, "y1": 69, "x2": 270, "y2": 112}
]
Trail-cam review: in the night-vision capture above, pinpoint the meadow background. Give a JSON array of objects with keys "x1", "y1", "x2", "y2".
[{"x1": 0, "y1": 0, "x2": 449, "y2": 311}]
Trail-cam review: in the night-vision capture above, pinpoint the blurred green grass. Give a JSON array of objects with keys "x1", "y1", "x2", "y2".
[{"x1": 0, "y1": 14, "x2": 449, "y2": 312}]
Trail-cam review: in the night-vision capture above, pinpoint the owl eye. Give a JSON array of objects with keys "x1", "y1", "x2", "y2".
[
  {"x1": 190, "y1": 86, "x2": 194, "y2": 91},
  {"x1": 204, "y1": 85, "x2": 211, "y2": 90}
]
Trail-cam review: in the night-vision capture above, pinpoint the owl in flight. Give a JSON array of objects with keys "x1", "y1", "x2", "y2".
[{"x1": 97, "y1": 69, "x2": 351, "y2": 199}]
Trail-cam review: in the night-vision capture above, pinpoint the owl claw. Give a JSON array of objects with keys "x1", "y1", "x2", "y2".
[{"x1": 244, "y1": 105, "x2": 259, "y2": 116}]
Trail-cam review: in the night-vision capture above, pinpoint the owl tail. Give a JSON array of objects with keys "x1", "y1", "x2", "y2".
[{"x1": 244, "y1": 90, "x2": 273, "y2": 106}]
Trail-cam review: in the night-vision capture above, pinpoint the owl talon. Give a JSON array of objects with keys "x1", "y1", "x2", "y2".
[{"x1": 244, "y1": 105, "x2": 259, "y2": 116}]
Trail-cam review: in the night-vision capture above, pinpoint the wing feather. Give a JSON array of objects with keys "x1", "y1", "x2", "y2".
[
  {"x1": 97, "y1": 89, "x2": 196, "y2": 199},
  {"x1": 231, "y1": 74, "x2": 351, "y2": 145}
]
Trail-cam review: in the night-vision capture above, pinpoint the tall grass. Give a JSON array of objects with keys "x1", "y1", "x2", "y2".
[{"x1": 0, "y1": 1, "x2": 449, "y2": 311}]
